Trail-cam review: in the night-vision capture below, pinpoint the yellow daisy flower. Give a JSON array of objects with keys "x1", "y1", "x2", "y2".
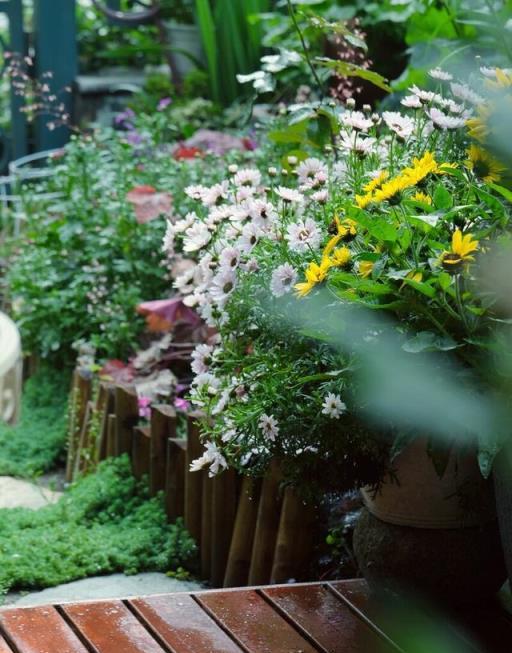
[
  {"x1": 411, "y1": 191, "x2": 432, "y2": 205},
  {"x1": 465, "y1": 144, "x2": 506, "y2": 183},
  {"x1": 466, "y1": 106, "x2": 491, "y2": 143},
  {"x1": 363, "y1": 170, "x2": 389, "y2": 193},
  {"x1": 294, "y1": 259, "x2": 332, "y2": 297},
  {"x1": 330, "y1": 247, "x2": 352, "y2": 268},
  {"x1": 358, "y1": 261, "x2": 374, "y2": 278},
  {"x1": 441, "y1": 230, "x2": 479, "y2": 272}
]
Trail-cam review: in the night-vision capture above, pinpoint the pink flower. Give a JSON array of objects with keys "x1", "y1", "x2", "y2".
[
  {"x1": 126, "y1": 185, "x2": 173, "y2": 224},
  {"x1": 175, "y1": 397, "x2": 191, "y2": 412},
  {"x1": 138, "y1": 396, "x2": 152, "y2": 420}
]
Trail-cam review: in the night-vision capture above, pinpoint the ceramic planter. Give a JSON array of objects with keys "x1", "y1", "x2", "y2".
[
  {"x1": 0, "y1": 312, "x2": 22, "y2": 424},
  {"x1": 164, "y1": 21, "x2": 204, "y2": 80},
  {"x1": 354, "y1": 438, "x2": 506, "y2": 606}
]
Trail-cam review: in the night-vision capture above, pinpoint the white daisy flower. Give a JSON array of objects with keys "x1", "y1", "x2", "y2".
[
  {"x1": 248, "y1": 199, "x2": 277, "y2": 230},
  {"x1": 162, "y1": 220, "x2": 175, "y2": 254},
  {"x1": 409, "y1": 85, "x2": 437, "y2": 103},
  {"x1": 270, "y1": 263, "x2": 298, "y2": 297},
  {"x1": 173, "y1": 212, "x2": 196, "y2": 233},
  {"x1": 210, "y1": 268, "x2": 237, "y2": 306},
  {"x1": 201, "y1": 181, "x2": 229, "y2": 207},
  {"x1": 183, "y1": 222, "x2": 211, "y2": 252},
  {"x1": 193, "y1": 372, "x2": 221, "y2": 395},
  {"x1": 233, "y1": 187, "x2": 256, "y2": 203},
  {"x1": 296, "y1": 158, "x2": 328, "y2": 186},
  {"x1": 239, "y1": 223, "x2": 263, "y2": 252},
  {"x1": 191, "y1": 343, "x2": 214, "y2": 375},
  {"x1": 401, "y1": 94, "x2": 423, "y2": 109},
  {"x1": 340, "y1": 110, "x2": 374, "y2": 131},
  {"x1": 435, "y1": 96, "x2": 466, "y2": 114},
  {"x1": 174, "y1": 267, "x2": 197, "y2": 295},
  {"x1": 285, "y1": 218, "x2": 321, "y2": 252},
  {"x1": 382, "y1": 112, "x2": 415, "y2": 139},
  {"x1": 244, "y1": 258, "x2": 260, "y2": 273},
  {"x1": 207, "y1": 205, "x2": 233, "y2": 227},
  {"x1": 190, "y1": 441, "x2": 228, "y2": 477},
  {"x1": 428, "y1": 67, "x2": 453, "y2": 81},
  {"x1": 311, "y1": 189, "x2": 328, "y2": 204},
  {"x1": 258, "y1": 413, "x2": 279, "y2": 441},
  {"x1": 339, "y1": 133, "x2": 376, "y2": 156},
  {"x1": 321, "y1": 393, "x2": 347, "y2": 419},
  {"x1": 275, "y1": 186, "x2": 305, "y2": 204},
  {"x1": 450, "y1": 82, "x2": 484, "y2": 105},
  {"x1": 233, "y1": 168, "x2": 262, "y2": 189},
  {"x1": 219, "y1": 246, "x2": 242, "y2": 270},
  {"x1": 185, "y1": 184, "x2": 207, "y2": 201},
  {"x1": 426, "y1": 106, "x2": 465, "y2": 130}
]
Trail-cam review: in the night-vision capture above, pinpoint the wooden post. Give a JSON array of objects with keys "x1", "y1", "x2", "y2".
[
  {"x1": 210, "y1": 468, "x2": 238, "y2": 587},
  {"x1": 165, "y1": 438, "x2": 186, "y2": 522},
  {"x1": 248, "y1": 460, "x2": 283, "y2": 585},
  {"x1": 71, "y1": 399, "x2": 93, "y2": 481},
  {"x1": 224, "y1": 477, "x2": 261, "y2": 588},
  {"x1": 270, "y1": 488, "x2": 317, "y2": 584},
  {"x1": 114, "y1": 385, "x2": 138, "y2": 457},
  {"x1": 184, "y1": 415, "x2": 204, "y2": 545},
  {"x1": 150, "y1": 405, "x2": 176, "y2": 495},
  {"x1": 97, "y1": 384, "x2": 115, "y2": 462},
  {"x1": 106, "y1": 415, "x2": 117, "y2": 458},
  {"x1": 200, "y1": 473, "x2": 213, "y2": 579},
  {"x1": 65, "y1": 370, "x2": 92, "y2": 482},
  {"x1": 132, "y1": 426, "x2": 151, "y2": 480}
]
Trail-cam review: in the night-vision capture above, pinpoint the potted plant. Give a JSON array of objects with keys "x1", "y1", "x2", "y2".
[{"x1": 157, "y1": 61, "x2": 511, "y2": 603}]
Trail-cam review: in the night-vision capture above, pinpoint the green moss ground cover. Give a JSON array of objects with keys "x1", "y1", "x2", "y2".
[{"x1": 0, "y1": 456, "x2": 196, "y2": 596}]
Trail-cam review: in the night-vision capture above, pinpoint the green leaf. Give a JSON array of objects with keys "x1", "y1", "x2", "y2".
[
  {"x1": 402, "y1": 331, "x2": 459, "y2": 353},
  {"x1": 474, "y1": 186, "x2": 505, "y2": 214},
  {"x1": 438, "y1": 272, "x2": 452, "y2": 291},
  {"x1": 433, "y1": 184, "x2": 453, "y2": 210},
  {"x1": 401, "y1": 278, "x2": 436, "y2": 298},
  {"x1": 315, "y1": 57, "x2": 391, "y2": 92},
  {"x1": 489, "y1": 183, "x2": 512, "y2": 204}
]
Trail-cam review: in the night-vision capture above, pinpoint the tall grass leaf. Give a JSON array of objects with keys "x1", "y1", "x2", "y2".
[{"x1": 194, "y1": 0, "x2": 220, "y2": 102}]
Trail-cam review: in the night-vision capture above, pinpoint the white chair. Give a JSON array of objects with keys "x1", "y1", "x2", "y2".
[{"x1": 0, "y1": 312, "x2": 22, "y2": 424}]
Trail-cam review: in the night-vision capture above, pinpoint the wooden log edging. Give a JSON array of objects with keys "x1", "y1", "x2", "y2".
[{"x1": 66, "y1": 373, "x2": 318, "y2": 588}]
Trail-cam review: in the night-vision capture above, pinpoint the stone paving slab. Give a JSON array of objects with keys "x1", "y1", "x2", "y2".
[
  {"x1": 0, "y1": 476, "x2": 62, "y2": 509},
  {"x1": 2, "y1": 573, "x2": 203, "y2": 608}
]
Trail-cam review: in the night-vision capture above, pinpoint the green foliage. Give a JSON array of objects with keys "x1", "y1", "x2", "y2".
[
  {"x1": 76, "y1": 3, "x2": 163, "y2": 72},
  {"x1": 0, "y1": 366, "x2": 69, "y2": 477},
  {"x1": 6, "y1": 133, "x2": 197, "y2": 361},
  {"x1": 0, "y1": 456, "x2": 196, "y2": 595},
  {"x1": 195, "y1": 0, "x2": 269, "y2": 104}
]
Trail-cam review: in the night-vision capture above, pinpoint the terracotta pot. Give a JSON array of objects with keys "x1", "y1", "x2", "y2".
[
  {"x1": 354, "y1": 438, "x2": 506, "y2": 606},
  {"x1": 361, "y1": 438, "x2": 496, "y2": 528}
]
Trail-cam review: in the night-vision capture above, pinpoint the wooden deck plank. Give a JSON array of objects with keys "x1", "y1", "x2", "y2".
[
  {"x1": 196, "y1": 588, "x2": 319, "y2": 653},
  {"x1": 130, "y1": 593, "x2": 244, "y2": 653},
  {"x1": 330, "y1": 580, "x2": 500, "y2": 653},
  {"x1": 263, "y1": 584, "x2": 390, "y2": 653},
  {"x1": 0, "y1": 606, "x2": 88, "y2": 653},
  {"x1": 62, "y1": 600, "x2": 165, "y2": 653}
]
